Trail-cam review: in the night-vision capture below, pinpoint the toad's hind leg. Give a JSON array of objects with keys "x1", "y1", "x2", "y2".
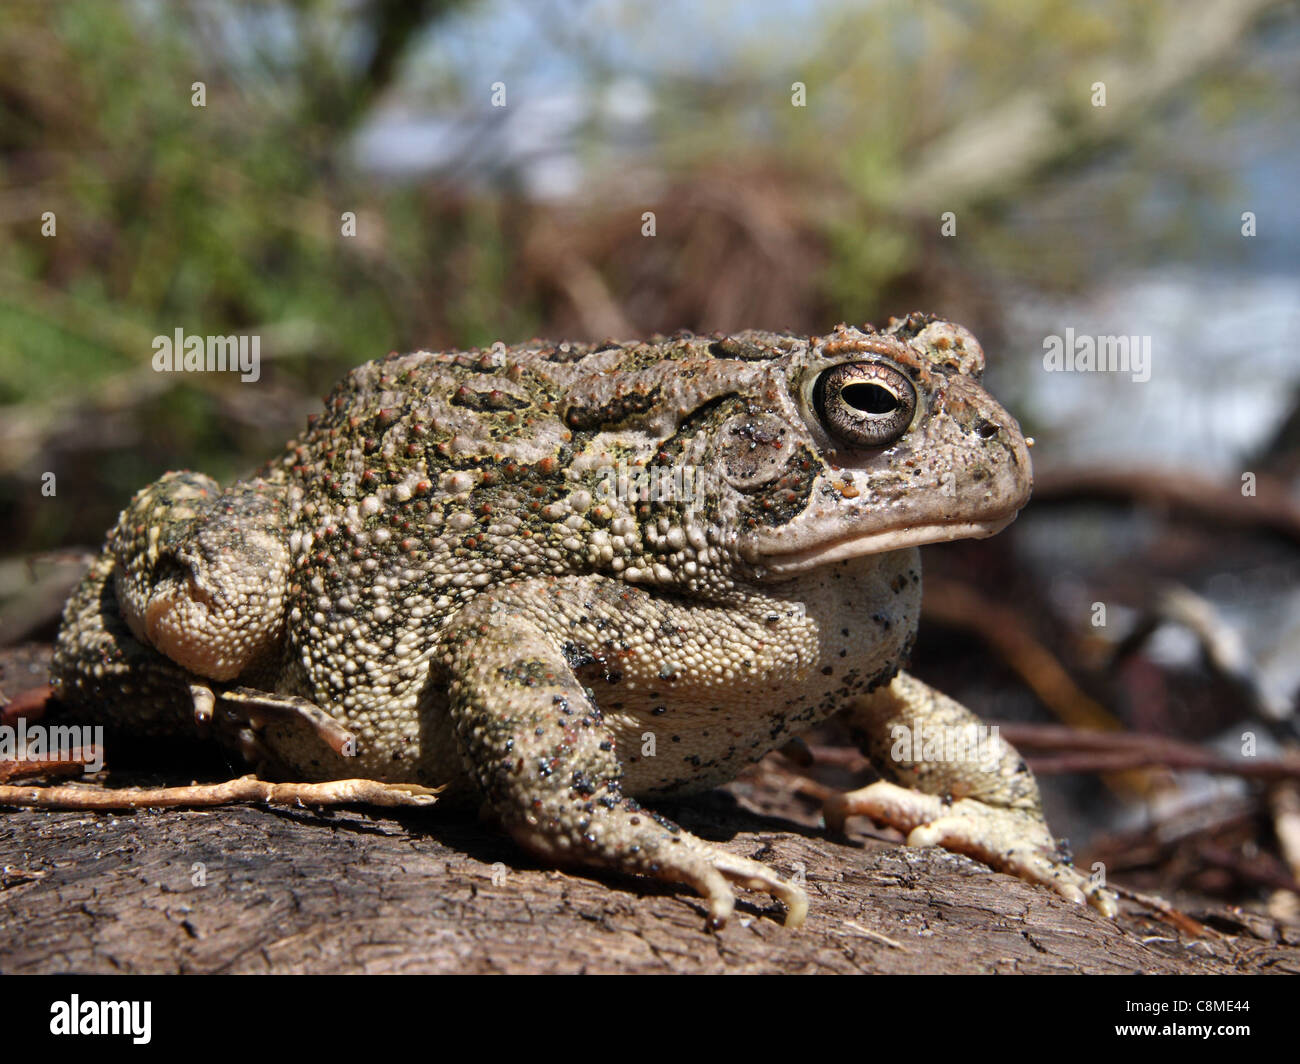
[
  {"x1": 32, "y1": 473, "x2": 411, "y2": 810},
  {"x1": 825, "y1": 671, "x2": 1118, "y2": 916},
  {"x1": 105, "y1": 471, "x2": 291, "y2": 684},
  {"x1": 51, "y1": 471, "x2": 299, "y2": 745},
  {"x1": 444, "y1": 592, "x2": 807, "y2": 929}
]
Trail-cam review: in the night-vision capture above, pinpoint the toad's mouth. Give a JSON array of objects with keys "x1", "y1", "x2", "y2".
[{"x1": 753, "y1": 512, "x2": 1019, "y2": 577}]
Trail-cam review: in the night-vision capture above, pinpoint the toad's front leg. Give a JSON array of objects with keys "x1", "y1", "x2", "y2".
[
  {"x1": 443, "y1": 588, "x2": 807, "y2": 929},
  {"x1": 825, "y1": 671, "x2": 1118, "y2": 916}
]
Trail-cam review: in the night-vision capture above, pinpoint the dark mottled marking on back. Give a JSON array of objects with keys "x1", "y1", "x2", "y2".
[
  {"x1": 564, "y1": 385, "x2": 664, "y2": 431},
  {"x1": 450, "y1": 387, "x2": 531, "y2": 412},
  {"x1": 708, "y1": 337, "x2": 780, "y2": 361}
]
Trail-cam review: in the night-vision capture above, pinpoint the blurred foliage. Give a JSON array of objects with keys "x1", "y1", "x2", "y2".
[
  {"x1": 0, "y1": 0, "x2": 1295, "y2": 552},
  {"x1": 0, "y1": 0, "x2": 503, "y2": 410},
  {"x1": 662, "y1": 0, "x2": 1298, "y2": 309}
]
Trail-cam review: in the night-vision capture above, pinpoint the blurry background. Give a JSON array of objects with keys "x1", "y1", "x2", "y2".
[{"x1": 2, "y1": 0, "x2": 1299, "y2": 917}]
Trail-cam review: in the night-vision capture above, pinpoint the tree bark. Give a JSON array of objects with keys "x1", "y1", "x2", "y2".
[
  {"x1": 2, "y1": 783, "x2": 1296, "y2": 974},
  {"x1": 2, "y1": 643, "x2": 1296, "y2": 974}
]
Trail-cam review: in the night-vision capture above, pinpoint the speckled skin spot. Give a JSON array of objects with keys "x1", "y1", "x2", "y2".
[{"x1": 51, "y1": 317, "x2": 1115, "y2": 924}]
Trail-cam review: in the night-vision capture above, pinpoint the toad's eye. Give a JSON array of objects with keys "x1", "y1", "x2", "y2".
[{"x1": 813, "y1": 362, "x2": 916, "y2": 449}]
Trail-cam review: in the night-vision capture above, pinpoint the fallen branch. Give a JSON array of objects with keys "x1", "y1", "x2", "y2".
[
  {"x1": 0, "y1": 774, "x2": 441, "y2": 810},
  {"x1": 0, "y1": 757, "x2": 90, "y2": 784},
  {"x1": 995, "y1": 722, "x2": 1300, "y2": 781},
  {"x1": 1033, "y1": 468, "x2": 1300, "y2": 545}
]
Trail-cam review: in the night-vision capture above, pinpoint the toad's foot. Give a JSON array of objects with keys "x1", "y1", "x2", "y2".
[
  {"x1": 706, "y1": 847, "x2": 809, "y2": 929},
  {"x1": 838, "y1": 672, "x2": 1118, "y2": 917},
  {"x1": 0, "y1": 774, "x2": 441, "y2": 811},
  {"x1": 210, "y1": 687, "x2": 357, "y2": 755},
  {"x1": 825, "y1": 780, "x2": 1117, "y2": 916},
  {"x1": 515, "y1": 816, "x2": 808, "y2": 929},
  {"x1": 200, "y1": 685, "x2": 359, "y2": 773}
]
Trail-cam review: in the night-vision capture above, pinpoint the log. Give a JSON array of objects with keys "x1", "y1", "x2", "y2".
[
  {"x1": 2, "y1": 784, "x2": 1296, "y2": 974},
  {"x1": 2, "y1": 645, "x2": 1296, "y2": 974}
]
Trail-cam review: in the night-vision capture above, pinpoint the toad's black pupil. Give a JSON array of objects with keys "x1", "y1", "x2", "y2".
[{"x1": 841, "y1": 382, "x2": 897, "y2": 414}]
